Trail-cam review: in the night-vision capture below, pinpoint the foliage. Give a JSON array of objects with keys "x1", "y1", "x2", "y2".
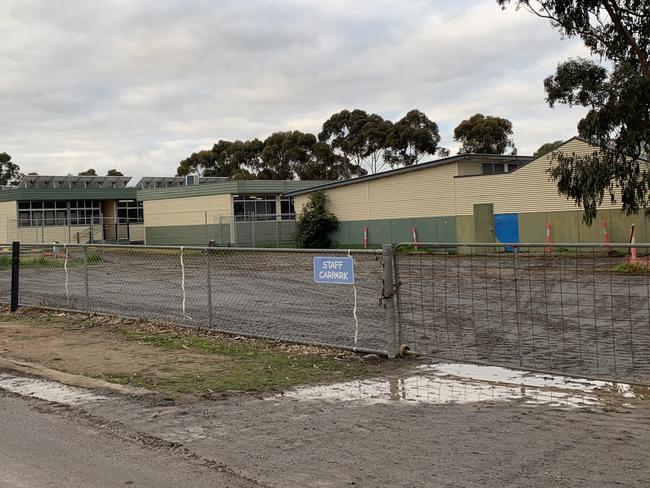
[
  {"x1": 319, "y1": 109, "x2": 373, "y2": 177},
  {"x1": 296, "y1": 141, "x2": 361, "y2": 180},
  {"x1": 319, "y1": 109, "x2": 404, "y2": 174},
  {"x1": 106, "y1": 169, "x2": 124, "y2": 176},
  {"x1": 453, "y1": 113, "x2": 516, "y2": 154},
  {"x1": 533, "y1": 140, "x2": 565, "y2": 158},
  {"x1": 383, "y1": 109, "x2": 441, "y2": 167},
  {"x1": 177, "y1": 109, "x2": 443, "y2": 179},
  {"x1": 498, "y1": 1, "x2": 650, "y2": 81},
  {"x1": 294, "y1": 191, "x2": 338, "y2": 249},
  {"x1": 0, "y1": 152, "x2": 21, "y2": 186},
  {"x1": 0, "y1": 254, "x2": 103, "y2": 270},
  {"x1": 498, "y1": 1, "x2": 650, "y2": 225},
  {"x1": 78, "y1": 168, "x2": 97, "y2": 176},
  {"x1": 545, "y1": 60, "x2": 650, "y2": 223},
  {"x1": 611, "y1": 261, "x2": 650, "y2": 274}
]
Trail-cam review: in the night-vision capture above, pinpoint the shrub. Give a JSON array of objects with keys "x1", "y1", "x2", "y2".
[{"x1": 294, "y1": 191, "x2": 338, "y2": 249}]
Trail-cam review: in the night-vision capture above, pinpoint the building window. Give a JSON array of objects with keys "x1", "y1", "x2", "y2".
[
  {"x1": 233, "y1": 194, "x2": 278, "y2": 221},
  {"x1": 482, "y1": 163, "x2": 522, "y2": 175},
  {"x1": 117, "y1": 200, "x2": 144, "y2": 223},
  {"x1": 280, "y1": 197, "x2": 295, "y2": 220},
  {"x1": 17, "y1": 200, "x2": 101, "y2": 227}
]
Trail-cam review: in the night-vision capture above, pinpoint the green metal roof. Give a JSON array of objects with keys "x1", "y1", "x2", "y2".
[
  {"x1": 137, "y1": 180, "x2": 331, "y2": 201},
  {"x1": 0, "y1": 187, "x2": 138, "y2": 202},
  {"x1": 0, "y1": 179, "x2": 331, "y2": 202}
]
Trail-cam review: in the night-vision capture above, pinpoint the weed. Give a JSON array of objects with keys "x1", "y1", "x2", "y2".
[
  {"x1": 611, "y1": 261, "x2": 650, "y2": 274},
  {"x1": 0, "y1": 254, "x2": 103, "y2": 270}
]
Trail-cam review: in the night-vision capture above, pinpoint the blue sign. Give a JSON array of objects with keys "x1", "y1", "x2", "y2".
[{"x1": 313, "y1": 256, "x2": 355, "y2": 285}]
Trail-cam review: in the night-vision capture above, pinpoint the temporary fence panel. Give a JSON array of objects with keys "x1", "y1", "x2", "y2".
[{"x1": 394, "y1": 242, "x2": 650, "y2": 385}]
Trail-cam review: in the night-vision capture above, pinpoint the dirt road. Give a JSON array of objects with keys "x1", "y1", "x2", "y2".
[
  {"x1": 1, "y1": 311, "x2": 649, "y2": 487},
  {"x1": 2, "y1": 362, "x2": 649, "y2": 487},
  {"x1": 0, "y1": 392, "x2": 259, "y2": 488}
]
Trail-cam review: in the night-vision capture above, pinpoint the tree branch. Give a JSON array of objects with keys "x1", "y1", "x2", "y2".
[{"x1": 603, "y1": 0, "x2": 650, "y2": 80}]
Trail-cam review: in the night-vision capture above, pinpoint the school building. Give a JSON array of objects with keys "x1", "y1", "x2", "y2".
[
  {"x1": 286, "y1": 137, "x2": 644, "y2": 246},
  {"x1": 0, "y1": 175, "x2": 143, "y2": 244},
  {"x1": 3, "y1": 137, "x2": 641, "y2": 247},
  {"x1": 138, "y1": 179, "x2": 328, "y2": 246},
  {"x1": 0, "y1": 175, "x2": 327, "y2": 246}
]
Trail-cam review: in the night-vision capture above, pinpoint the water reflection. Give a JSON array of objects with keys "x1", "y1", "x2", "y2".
[{"x1": 279, "y1": 363, "x2": 646, "y2": 408}]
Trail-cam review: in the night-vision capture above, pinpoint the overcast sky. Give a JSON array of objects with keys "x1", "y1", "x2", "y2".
[{"x1": 0, "y1": 0, "x2": 592, "y2": 179}]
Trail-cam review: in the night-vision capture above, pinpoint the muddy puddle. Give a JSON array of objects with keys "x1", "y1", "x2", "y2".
[{"x1": 279, "y1": 362, "x2": 648, "y2": 408}]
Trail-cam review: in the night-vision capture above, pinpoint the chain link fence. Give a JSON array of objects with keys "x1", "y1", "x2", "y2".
[
  {"x1": 394, "y1": 243, "x2": 650, "y2": 385},
  {"x1": 4, "y1": 241, "x2": 650, "y2": 384},
  {"x1": 3, "y1": 243, "x2": 390, "y2": 354}
]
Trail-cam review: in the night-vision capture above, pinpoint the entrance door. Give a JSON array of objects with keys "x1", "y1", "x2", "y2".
[{"x1": 473, "y1": 203, "x2": 495, "y2": 243}]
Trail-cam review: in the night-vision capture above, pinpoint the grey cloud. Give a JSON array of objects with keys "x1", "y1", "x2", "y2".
[{"x1": 0, "y1": 0, "x2": 593, "y2": 177}]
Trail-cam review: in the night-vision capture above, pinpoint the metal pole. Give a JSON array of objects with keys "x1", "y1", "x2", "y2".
[
  {"x1": 10, "y1": 241, "x2": 20, "y2": 312},
  {"x1": 393, "y1": 248, "x2": 404, "y2": 347},
  {"x1": 276, "y1": 220, "x2": 279, "y2": 248},
  {"x1": 513, "y1": 250, "x2": 524, "y2": 367},
  {"x1": 204, "y1": 211, "x2": 208, "y2": 245},
  {"x1": 83, "y1": 246, "x2": 90, "y2": 312},
  {"x1": 382, "y1": 244, "x2": 398, "y2": 358},
  {"x1": 205, "y1": 248, "x2": 213, "y2": 329}
]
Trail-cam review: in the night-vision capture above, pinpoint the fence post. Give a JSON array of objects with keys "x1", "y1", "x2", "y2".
[
  {"x1": 83, "y1": 246, "x2": 90, "y2": 312},
  {"x1": 205, "y1": 248, "x2": 213, "y2": 329},
  {"x1": 10, "y1": 241, "x2": 20, "y2": 312},
  {"x1": 382, "y1": 244, "x2": 398, "y2": 358},
  {"x1": 513, "y1": 250, "x2": 524, "y2": 367},
  {"x1": 204, "y1": 211, "x2": 208, "y2": 245}
]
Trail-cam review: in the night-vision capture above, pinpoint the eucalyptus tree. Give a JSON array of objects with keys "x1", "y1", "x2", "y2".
[{"x1": 498, "y1": 0, "x2": 650, "y2": 224}]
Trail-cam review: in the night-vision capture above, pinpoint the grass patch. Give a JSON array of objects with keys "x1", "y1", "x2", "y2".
[
  {"x1": 116, "y1": 328, "x2": 377, "y2": 394},
  {"x1": 91, "y1": 246, "x2": 204, "y2": 256},
  {"x1": 611, "y1": 261, "x2": 650, "y2": 274},
  {"x1": 0, "y1": 254, "x2": 103, "y2": 269},
  {"x1": 0, "y1": 308, "x2": 386, "y2": 397}
]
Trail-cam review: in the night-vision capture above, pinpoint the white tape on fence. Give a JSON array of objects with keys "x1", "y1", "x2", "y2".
[
  {"x1": 180, "y1": 246, "x2": 192, "y2": 321},
  {"x1": 63, "y1": 245, "x2": 69, "y2": 301},
  {"x1": 348, "y1": 249, "x2": 359, "y2": 351}
]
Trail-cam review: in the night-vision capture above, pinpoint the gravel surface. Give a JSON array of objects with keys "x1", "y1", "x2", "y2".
[
  {"x1": 4, "y1": 247, "x2": 650, "y2": 382},
  {"x1": 11, "y1": 248, "x2": 388, "y2": 352},
  {"x1": 397, "y1": 252, "x2": 650, "y2": 383}
]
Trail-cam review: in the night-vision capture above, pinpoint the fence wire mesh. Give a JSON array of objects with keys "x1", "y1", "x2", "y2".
[
  {"x1": 0, "y1": 245, "x2": 10, "y2": 304},
  {"x1": 9, "y1": 243, "x2": 388, "y2": 354},
  {"x1": 394, "y1": 243, "x2": 650, "y2": 384}
]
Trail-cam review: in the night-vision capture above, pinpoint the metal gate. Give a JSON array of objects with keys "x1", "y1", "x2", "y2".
[{"x1": 393, "y1": 242, "x2": 650, "y2": 385}]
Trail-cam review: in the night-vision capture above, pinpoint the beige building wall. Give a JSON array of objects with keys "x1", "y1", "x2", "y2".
[
  {"x1": 143, "y1": 194, "x2": 232, "y2": 227},
  {"x1": 0, "y1": 201, "x2": 16, "y2": 243},
  {"x1": 295, "y1": 163, "x2": 461, "y2": 221},
  {"x1": 452, "y1": 138, "x2": 620, "y2": 216}
]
